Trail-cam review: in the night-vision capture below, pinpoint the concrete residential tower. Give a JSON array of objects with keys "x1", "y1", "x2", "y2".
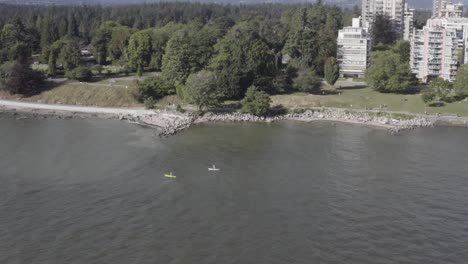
[
  {"x1": 361, "y1": 0, "x2": 405, "y2": 38},
  {"x1": 433, "y1": 0, "x2": 464, "y2": 18},
  {"x1": 410, "y1": 0, "x2": 468, "y2": 82},
  {"x1": 337, "y1": 17, "x2": 372, "y2": 78}
]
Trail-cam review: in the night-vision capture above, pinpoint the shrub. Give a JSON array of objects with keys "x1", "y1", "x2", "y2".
[
  {"x1": 92, "y1": 65, "x2": 103, "y2": 74},
  {"x1": 66, "y1": 67, "x2": 93, "y2": 82},
  {"x1": 184, "y1": 70, "x2": 223, "y2": 110},
  {"x1": 324, "y1": 57, "x2": 339, "y2": 86},
  {"x1": 241, "y1": 86, "x2": 271, "y2": 116},
  {"x1": 293, "y1": 69, "x2": 322, "y2": 93},
  {"x1": 421, "y1": 77, "x2": 452, "y2": 105},
  {"x1": 144, "y1": 97, "x2": 157, "y2": 109},
  {"x1": 130, "y1": 76, "x2": 175, "y2": 103},
  {"x1": 454, "y1": 64, "x2": 468, "y2": 97},
  {"x1": 0, "y1": 60, "x2": 44, "y2": 95}
]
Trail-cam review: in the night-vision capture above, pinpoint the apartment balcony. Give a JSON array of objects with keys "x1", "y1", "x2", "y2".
[{"x1": 429, "y1": 66, "x2": 441, "y2": 70}]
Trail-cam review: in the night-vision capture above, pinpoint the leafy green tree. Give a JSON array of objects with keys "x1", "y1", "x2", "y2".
[
  {"x1": 65, "y1": 67, "x2": 93, "y2": 82},
  {"x1": 7, "y1": 42, "x2": 32, "y2": 62},
  {"x1": 282, "y1": 4, "x2": 342, "y2": 74},
  {"x1": 0, "y1": 20, "x2": 34, "y2": 62},
  {"x1": 146, "y1": 23, "x2": 188, "y2": 71},
  {"x1": 293, "y1": 69, "x2": 322, "y2": 93},
  {"x1": 324, "y1": 57, "x2": 339, "y2": 86},
  {"x1": 40, "y1": 16, "x2": 59, "y2": 53},
  {"x1": 161, "y1": 24, "x2": 216, "y2": 84},
  {"x1": 126, "y1": 29, "x2": 152, "y2": 76},
  {"x1": 109, "y1": 26, "x2": 135, "y2": 64},
  {"x1": 421, "y1": 89, "x2": 436, "y2": 104},
  {"x1": 366, "y1": 50, "x2": 414, "y2": 93},
  {"x1": 129, "y1": 77, "x2": 175, "y2": 102},
  {"x1": 371, "y1": 14, "x2": 397, "y2": 48},
  {"x1": 241, "y1": 86, "x2": 272, "y2": 116},
  {"x1": 46, "y1": 37, "x2": 81, "y2": 75},
  {"x1": 58, "y1": 38, "x2": 81, "y2": 72},
  {"x1": 454, "y1": 64, "x2": 468, "y2": 97},
  {"x1": 67, "y1": 14, "x2": 79, "y2": 38},
  {"x1": 0, "y1": 60, "x2": 44, "y2": 95},
  {"x1": 184, "y1": 70, "x2": 223, "y2": 110},
  {"x1": 210, "y1": 21, "x2": 276, "y2": 98},
  {"x1": 47, "y1": 39, "x2": 65, "y2": 75},
  {"x1": 92, "y1": 21, "x2": 118, "y2": 65},
  {"x1": 283, "y1": 8, "x2": 318, "y2": 69},
  {"x1": 391, "y1": 40, "x2": 411, "y2": 63},
  {"x1": 421, "y1": 77, "x2": 452, "y2": 104}
]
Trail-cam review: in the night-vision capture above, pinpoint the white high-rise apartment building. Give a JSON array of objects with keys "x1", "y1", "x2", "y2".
[
  {"x1": 361, "y1": 0, "x2": 405, "y2": 38},
  {"x1": 403, "y1": 3, "x2": 415, "y2": 41},
  {"x1": 337, "y1": 17, "x2": 372, "y2": 78},
  {"x1": 410, "y1": 19, "x2": 462, "y2": 82},
  {"x1": 433, "y1": 0, "x2": 451, "y2": 17},
  {"x1": 439, "y1": 3, "x2": 464, "y2": 18},
  {"x1": 433, "y1": 0, "x2": 464, "y2": 18}
]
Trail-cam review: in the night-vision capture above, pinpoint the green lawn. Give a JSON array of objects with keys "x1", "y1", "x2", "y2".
[
  {"x1": 271, "y1": 87, "x2": 468, "y2": 116},
  {"x1": 0, "y1": 83, "x2": 140, "y2": 107},
  {"x1": 93, "y1": 79, "x2": 134, "y2": 86}
]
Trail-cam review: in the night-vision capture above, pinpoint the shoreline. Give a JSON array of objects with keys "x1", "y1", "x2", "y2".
[{"x1": 1, "y1": 99, "x2": 467, "y2": 136}]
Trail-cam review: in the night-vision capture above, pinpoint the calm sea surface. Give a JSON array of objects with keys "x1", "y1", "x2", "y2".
[{"x1": 1, "y1": 114, "x2": 468, "y2": 264}]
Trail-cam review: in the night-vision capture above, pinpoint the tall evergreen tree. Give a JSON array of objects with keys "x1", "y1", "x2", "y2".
[{"x1": 324, "y1": 57, "x2": 339, "y2": 86}]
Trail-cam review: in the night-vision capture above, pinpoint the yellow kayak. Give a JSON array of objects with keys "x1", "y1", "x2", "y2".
[{"x1": 165, "y1": 173, "x2": 177, "y2": 178}]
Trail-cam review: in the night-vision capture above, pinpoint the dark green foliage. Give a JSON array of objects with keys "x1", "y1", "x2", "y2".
[
  {"x1": 324, "y1": 57, "x2": 339, "y2": 86},
  {"x1": 421, "y1": 89, "x2": 436, "y2": 104},
  {"x1": 0, "y1": 20, "x2": 35, "y2": 63},
  {"x1": 371, "y1": 14, "x2": 397, "y2": 48},
  {"x1": 0, "y1": 2, "x2": 361, "y2": 102},
  {"x1": 454, "y1": 64, "x2": 468, "y2": 97},
  {"x1": 270, "y1": 66, "x2": 297, "y2": 94},
  {"x1": 241, "y1": 86, "x2": 272, "y2": 116},
  {"x1": 144, "y1": 97, "x2": 157, "y2": 109},
  {"x1": 293, "y1": 69, "x2": 322, "y2": 93},
  {"x1": 0, "y1": 60, "x2": 44, "y2": 95},
  {"x1": 59, "y1": 38, "x2": 81, "y2": 71},
  {"x1": 126, "y1": 29, "x2": 152, "y2": 76},
  {"x1": 130, "y1": 77, "x2": 175, "y2": 103},
  {"x1": 46, "y1": 37, "x2": 81, "y2": 75},
  {"x1": 421, "y1": 78, "x2": 453, "y2": 104},
  {"x1": 391, "y1": 41, "x2": 411, "y2": 64},
  {"x1": 282, "y1": 4, "x2": 343, "y2": 75},
  {"x1": 109, "y1": 25, "x2": 135, "y2": 64},
  {"x1": 92, "y1": 21, "x2": 119, "y2": 65},
  {"x1": 210, "y1": 21, "x2": 277, "y2": 99},
  {"x1": 161, "y1": 24, "x2": 216, "y2": 84},
  {"x1": 65, "y1": 67, "x2": 93, "y2": 82},
  {"x1": 414, "y1": 10, "x2": 432, "y2": 30},
  {"x1": 366, "y1": 50, "x2": 414, "y2": 93},
  {"x1": 184, "y1": 70, "x2": 223, "y2": 110}
]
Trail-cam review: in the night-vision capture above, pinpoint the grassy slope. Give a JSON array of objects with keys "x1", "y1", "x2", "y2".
[
  {"x1": 272, "y1": 88, "x2": 468, "y2": 116},
  {"x1": 2, "y1": 78, "x2": 467, "y2": 116},
  {"x1": 0, "y1": 83, "x2": 140, "y2": 108}
]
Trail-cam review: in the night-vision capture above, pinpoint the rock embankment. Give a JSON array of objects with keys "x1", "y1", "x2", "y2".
[
  {"x1": 0, "y1": 99, "x2": 441, "y2": 136},
  {"x1": 135, "y1": 109, "x2": 434, "y2": 136}
]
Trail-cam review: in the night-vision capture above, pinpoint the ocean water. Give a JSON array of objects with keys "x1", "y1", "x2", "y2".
[{"x1": 1, "y1": 114, "x2": 467, "y2": 264}]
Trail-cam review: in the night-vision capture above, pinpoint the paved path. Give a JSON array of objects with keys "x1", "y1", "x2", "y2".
[{"x1": 0, "y1": 99, "x2": 153, "y2": 115}]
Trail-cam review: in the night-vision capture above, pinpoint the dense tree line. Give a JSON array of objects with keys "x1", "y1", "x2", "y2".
[{"x1": 0, "y1": 2, "x2": 353, "y2": 112}]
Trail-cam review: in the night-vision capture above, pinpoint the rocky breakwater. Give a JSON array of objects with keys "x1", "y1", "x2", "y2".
[
  {"x1": 196, "y1": 109, "x2": 434, "y2": 134},
  {"x1": 117, "y1": 110, "x2": 196, "y2": 137},
  {"x1": 286, "y1": 109, "x2": 434, "y2": 133}
]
